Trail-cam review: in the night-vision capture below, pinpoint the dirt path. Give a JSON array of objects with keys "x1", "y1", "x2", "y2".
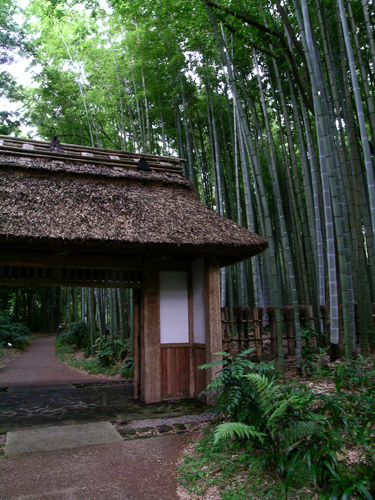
[
  {"x1": 0, "y1": 434, "x2": 187, "y2": 500},
  {"x1": 0, "y1": 336, "x2": 101, "y2": 388},
  {"x1": 0, "y1": 336, "x2": 198, "y2": 499}
]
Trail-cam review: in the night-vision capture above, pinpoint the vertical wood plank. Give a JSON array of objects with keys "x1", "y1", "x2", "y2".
[
  {"x1": 133, "y1": 289, "x2": 140, "y2": 399},
  {"x1": 140, "y1": 259, "x2": 161, "y2": 403},
  {"x1": 161, "y1": 346, "x2": 189, "y2": 398},
  {"x1": 204, "y1": 258, "x2": 222, "y2": 394},
  {"x1": 188, "y1": 270, "x2": 195, "y2": 397}
]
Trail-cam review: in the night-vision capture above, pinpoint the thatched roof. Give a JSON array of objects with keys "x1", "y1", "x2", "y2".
[{"x1": 0, "y1": 136, "x2": 268, "y2": 266}]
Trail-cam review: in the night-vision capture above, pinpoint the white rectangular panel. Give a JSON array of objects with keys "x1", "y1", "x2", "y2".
[
  {"x1": 192, "y1": 259, "x2": 205, "y2": 344},
  {"x1": 160, "y1": 271, "x2": 189, "y2": 344}
]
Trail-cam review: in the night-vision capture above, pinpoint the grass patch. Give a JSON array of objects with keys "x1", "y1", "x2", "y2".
[{"x1": 177, "y1": 429, "x2": 316, "y2": 500}]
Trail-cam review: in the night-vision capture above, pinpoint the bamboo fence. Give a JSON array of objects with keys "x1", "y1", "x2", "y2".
[{"x1": 221, "y1": 304, "x2": 375, "y2": 359}]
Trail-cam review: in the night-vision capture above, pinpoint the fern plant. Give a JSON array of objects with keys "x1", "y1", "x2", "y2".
[
  {"x1": 197, "y1": 353, "x2": 375, "y2": 498},
  {"x1": 199, "y1": 348, "x2": 275, "y2": 424}
]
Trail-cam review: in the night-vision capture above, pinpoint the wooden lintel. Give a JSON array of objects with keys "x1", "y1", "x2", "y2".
[
  {"x1": 0, "y1": 251, "x2": 143, "y2": 270},
  {"x1": 155, "y1": 258, "x2": 191, "y2": 271}
]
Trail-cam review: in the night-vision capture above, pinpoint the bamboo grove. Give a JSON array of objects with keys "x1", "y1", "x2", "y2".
[
  {"x1": 4, "y1": 0, "x2": 375, "y2": 368},
  {"x1": 0, "y1": 286, "x2": 134, "y2": 343}
]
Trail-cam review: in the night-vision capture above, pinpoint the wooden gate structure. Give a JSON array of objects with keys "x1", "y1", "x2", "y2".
[{"x1": 0, "y1": 135, "x2": 268, "y2": 403}]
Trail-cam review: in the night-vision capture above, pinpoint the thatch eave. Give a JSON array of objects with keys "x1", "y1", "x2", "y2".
[
  {"x1": 0, "y1": 139, "x2": 268, "y2": 267},
  {"x1": 0, "y1": 235, "x2": 268, "y2": 267}
]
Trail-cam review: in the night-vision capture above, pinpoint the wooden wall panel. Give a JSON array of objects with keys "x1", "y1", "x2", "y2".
[{"x1": 161, "y1": 345, "x2": 189, "y2": 399}]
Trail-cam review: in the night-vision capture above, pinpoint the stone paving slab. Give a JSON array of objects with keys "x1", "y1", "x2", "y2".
[{"x1": 5, "y1": 421, "x2": 123, "y2": 455}]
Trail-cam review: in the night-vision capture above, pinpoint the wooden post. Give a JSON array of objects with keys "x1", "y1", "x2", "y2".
[
  {"x1": 234, "y1": 306, "x2": 244, "y2": 354},
  {"x1": 188, "y1": 271, "x2": 195, "y2": 398},
  {"x1": 222, "y1": 307, "x2": 231, "y2": 353},
  {"x1": 267, "y1": 306, "x2": 277, "y2": 358},
  {"x1": 133, "y1": 289, "x2": 140, "y2": 399},
  {"x1": 243, "y1": 307, "x2": 251, "y2": 350},
  {"x1": 282, "y1": 306, "x2": 295, "y2": 355},
  {"x1": 254, "y1": 307, "x2": 263, "y2": 357},
  {"x1": 204, "y1": 258, "x2": 222, "y2": 392},
  {"x1": 140, "y1": 259, "x2": 161, "y2": 404}
]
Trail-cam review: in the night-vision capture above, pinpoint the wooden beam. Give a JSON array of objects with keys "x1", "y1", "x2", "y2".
[
  {"x1": 140, "y1": 260, "x2": 161, "y2": 403},
  {"x1": 156, "y1": 258, "x2": 191, "y2": 271}
]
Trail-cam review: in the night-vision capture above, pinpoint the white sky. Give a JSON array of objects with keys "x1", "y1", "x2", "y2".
[{"x1": 1, "y1": 0, "x2": 38, "y2": 136}]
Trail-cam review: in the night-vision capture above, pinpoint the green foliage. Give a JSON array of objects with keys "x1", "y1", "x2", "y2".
[
  {"x1": 55, "y1": 342, "x2": 123, "y2": 376},
  {"x1": 300, "y1": 324, "x2": 330, "y2": 377},
  {"x1": 198, "y1": 354, "x2": 375, "y2": 499},
  {"x1": 59, "y1": 321, "x2": 89, "y2": 349},
  {"x1": 94, "y1": 338, "x2": 130, "y2": 367},
  {"x1": 94, "y1": 338, "x2": 115, "y2": 366},
  {"x1": 121, "y1": 356, "x2": 134, "y2": 378},
  {"x1": 213, "y1": 422, "x2": 265, "y2": 445},
  {"x1": 200, "y1": 348, "x2": 275, "y2": 423},
  {"x1": 54, "y1": 340, "x2": 74, "y2": 353},
  {"x1": 0, "y1": 313, "x2": 30, "y2": 349}
]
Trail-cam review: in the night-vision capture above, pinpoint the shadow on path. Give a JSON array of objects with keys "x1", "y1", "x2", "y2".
[{"x1": 0, "y1": 336, "x2": 207, "y2": 433}]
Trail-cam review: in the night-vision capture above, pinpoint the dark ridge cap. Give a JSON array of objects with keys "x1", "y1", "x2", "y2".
[
  {"x1": 0, "y1": 136, "x2": 184, "y2": 175},
  {"x1": 0, "y1": 134, "x2": 185, "y2": 163}
]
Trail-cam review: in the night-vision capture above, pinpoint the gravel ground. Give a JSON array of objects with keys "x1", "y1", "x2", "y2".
[{"x1": 120, "y1": 413, "x2": 213, "y2": 430}]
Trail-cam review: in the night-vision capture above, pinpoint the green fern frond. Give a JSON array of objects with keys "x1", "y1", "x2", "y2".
[
  {"x1": 247, "y1": 456, "x2": 265, "y2": 475},
  {"x1": 213, "y1": 422, "x2": 266, "y2": 445},
  {"x1": 283, "y1": 420, "x2": 317, "y2": 448},
  {"x1": 268, "y1": 401, "x2": 289, "y2": 425},
  {"x1": 245, "y1": 373, "x2": 277, "y2": 397},
  {"x1": 198, "y1": 360, "x2": 224, "y2": 370},
  {"x1": 238, "y1": 347, "x2": 256, "y2": 358}
]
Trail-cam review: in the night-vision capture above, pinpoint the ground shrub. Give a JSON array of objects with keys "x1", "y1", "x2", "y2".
[
  {"x1": 58, "y1": 321, "x2": 90, "y2": 350},
  {"x1": 0, "y1": 313, "x2": 30, "y2": 349},
  {"x1": 94, "y1": 338, "x2": 131, "y2": 367},
  {"x1": 181, "y1": 353, "x2": 375, "y2": 499},
  {"x1": 55, "y1": 331, "x2": 133, "y2": 378}
]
